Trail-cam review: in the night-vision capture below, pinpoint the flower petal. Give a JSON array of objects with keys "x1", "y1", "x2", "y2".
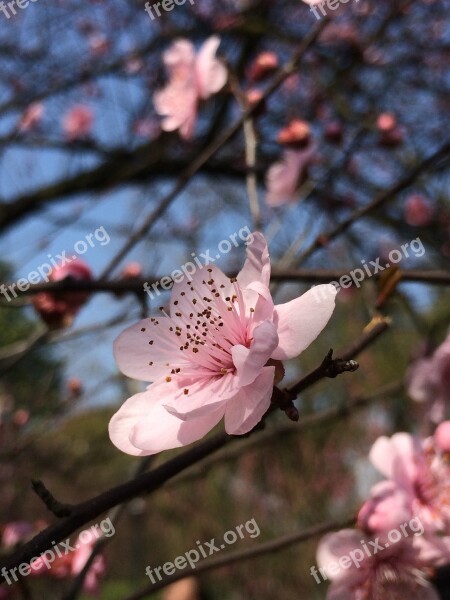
[
  {"x1": 113, "y1": 316, "x2": 190, "y2": 382},
  {"x1": 109, "y1": 386, "x2": 225, "y2": 456},
  {"x1": 317, "y1": 530, "x2": 369, "y2": 586},
  {"x1": 271, "y1": 285, "x2": 337, "y2": 360},
  {"x1": 224, "y1": 366, "x2": 275, "y2": 435},
  {"x1": 195, "y1": 36, "x2": 227, "y2": 99},
  {"x1": 162, "y1": 372, "x2": 239, "y2": 420},
  {"x1": 237, "y1": 231, "x2": 271, "y2": 288},
  {"x1": 369, "y1": 433, "x2": 419, "y2": 491},
  {"x1": 232, "y1": 321, "x2": 278, "y2": 387}
]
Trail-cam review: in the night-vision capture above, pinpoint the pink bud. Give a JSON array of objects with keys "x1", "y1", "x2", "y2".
[
  {"x1": 377, "y1": 113, "x2": 404, "y2": 146},
  {"x1": 404, "y1": 194, "x2": 434, "y2": 227},
  {"x1": 377, "y1": 112, "x2": 397, "y2": 132},
  {"x1": 12, "y1": 409, "x2": 30, "y2": 427},
  {"x1": 121, "y1": 262, "x2": 142, "y2": 279},
  {"x1": 32, "y1": 260, "x2": 93, "y2": 328},
  {"x1": 67, "y1": 378, "x2": 83, "y2": 398},
  {"x1": 324, "y1": 121, "x2": 343, "y2": 143},
  {"x1": 248, "y1": 52, "x2": 278, "y2": 82},
  {"x1": 62, "y1": 105, "x2": 94, "y2": 141},
  {"x1": 277, "y1": 119, "x2": 311, "y2": 149}
]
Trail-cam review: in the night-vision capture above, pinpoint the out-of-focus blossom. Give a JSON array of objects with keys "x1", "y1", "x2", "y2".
[
  {"x1": 277, "y1": 119, "x2": 311, "y2": 148},
  {"x1": 377, "y1": 112, "x2": 404, "y2": 146},
  {"x1": 29, "y1": 529, "x2": 105, "y2": 594},
  {"x1": 18, "y1": 102, "x2": 44, "y2": 132},
  {"x1": 324, "y1": 121, "x2": 343, "y2": 143},
  {"x1": 2, "y1": 521, "x2": 34, "y2": 548},
  {"x1": 109, "y1": 232, "x2": 337, "y2": 455},
  {"x1": 404, "y1": 194, "x2": 435, "y2": 227},
  {"x1": 70, "y1": 530, "x2": 105, "y2": 594},
  {"x1": 244, "y1": 89, "x2": 265, "y2": 116},
  {"x1": 67, "y1": 377, "x2": 83, "y2": 398},
  {"x1": 153, "y1": 36, "x2": 227, "y2": 140},
  {"x1": 434, "y1": 421, "x2": 450, "y2": 453},
  {"x1": 121, "y1": 263, "x2": 143, "y2": 279},
  {"x1": 248, "y1": 52, "x2": 278, "y2": 82},
  {"x1": 32, "y1": 260, "x2": 93, "y2": 329},
  {"x1": 88, "y1": 33, "x2": 109, "y2": 57},
  {"x1": 363, "y1": 429, "x2": 450, "y2": 532},
  {"x1": 133, "y1": 118, "x2": 159, "y2": 138},
  {"x1": 317, "y1": 527, "x2": 443, "y2": 599},
  {"x1": 62, "y1": 105, "x2": 94, "y2": 141},
  {"x1": 407, "y1": 331, "x2": 450, "y2": 423},
  {"x1": 11, "y1": 409, "x2": 30, "y2": 428},
  {"x1": 265, "y1": 145, "x2": 315, "y2": 207}
]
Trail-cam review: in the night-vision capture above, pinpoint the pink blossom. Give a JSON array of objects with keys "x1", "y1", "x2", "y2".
[
  {"x1": 109, "y1": 232, "x2": 337, "y2": 455},
  {"x1": 277, "y1": 119, "x2": 311, "y2": 148},
  {"x1": 404, "y1": 194, "x2": 435, "y2": 227},
  {"x1": 32, "y1": 259, "x2": 93, "y2": 328},
  {"x1": 62, "y1": 105, "x2": 94, "y2": 140},
  {"x1": 407, "y1": 330, "x2": 450, "y2": 422},
  {"x1": 2, "y1": 522, "x2": 34, "y2": 548},
  {"x1": 248, "y1": 52, "x2": 278, "y2": 82},
  {"x1": 70, "y1": 530, "x2": 105, "y2": 594},
  {"x1": 317, "y1": 528, "x2": 443, "y2": 599},
  {"x1": 365, "y1": 430, "x2": 450, "y2": 533},
  {"x1": 18, "y1": 102, "x2": 44, "y2": 132},
  {"x1": 265, "y1": 147, "x2": 315, "y2": 207},
  {"x1": 153, "y1": 36, "x2": 227, "y2": 140}
]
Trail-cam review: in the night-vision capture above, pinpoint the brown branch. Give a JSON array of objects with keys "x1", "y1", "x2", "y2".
[
  {"x1": 0, "y1": 319, "x2": 383, "y2": 582},
  {"x1": 5, "y1": 269, "x2": 450, "y2": 302},
  {"x1": 296, "y1": 139, "x2": 450, "y2": 265}
]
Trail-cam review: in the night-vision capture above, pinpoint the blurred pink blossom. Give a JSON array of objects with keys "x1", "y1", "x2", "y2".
[
  {"x1": 18, "y1": 102, "x2": 44, "y2": 132},
  {"x1": 109, "y1": 232, "x2": 337, "y2": 455},
  {"x1": 153, "y1": 36, "x2": 227, "y2": 140},
  {"x1": 32, "y1": 259, "x2": 93, "y2": 328},
  {"x1": 362, "y1": 429, "x2": 450, "y2": 533},
  {"x1": 2, "y1": 522, "x2": 34, "y2": 548},
  {"x1": 407, "y1": 330, "x2": 450, "y2": 423},
  {"x1": 404, "y1": 194, "x2": 435, "y2": 227},
  {"x1": 317, "y1": 527, "x2": 444, "y2": 599},
  {"x1": 248, "y1": 51, "x2": 278, "y2": 82},
  {"x1": 265, "y1": 145, "x2": 315, "y2": 207},
  {"x1": 62, "y1": 105, "x2": 94, "y2": 140}
]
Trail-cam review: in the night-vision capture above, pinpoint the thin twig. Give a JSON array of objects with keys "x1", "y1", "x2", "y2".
[{"x1": 122, "y1": 517, "x2": 356, "y2": 599}]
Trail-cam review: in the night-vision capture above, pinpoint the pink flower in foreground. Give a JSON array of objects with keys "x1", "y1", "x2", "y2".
[
  {"x1": 153, "y1": 36, "x2": 227, "y2": 140},
  {"x1": 265, "y1": 146, "x2": 315, "y2": 207},
  {"x1": 109, "y1": 232, "x2": 337, "y2": 455},
  {"x1": 62, "y1": 105, "x2": 94, "y2": 140},
  {"x1": 363, "y1": 429, "x2": 450, "y2": 533},
  {"x1": 317, "y1": 528, "x2": 444, "y2": 599},
  {"x1": 407, "y1": 330, "x2": 450, "y2": 423}
]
